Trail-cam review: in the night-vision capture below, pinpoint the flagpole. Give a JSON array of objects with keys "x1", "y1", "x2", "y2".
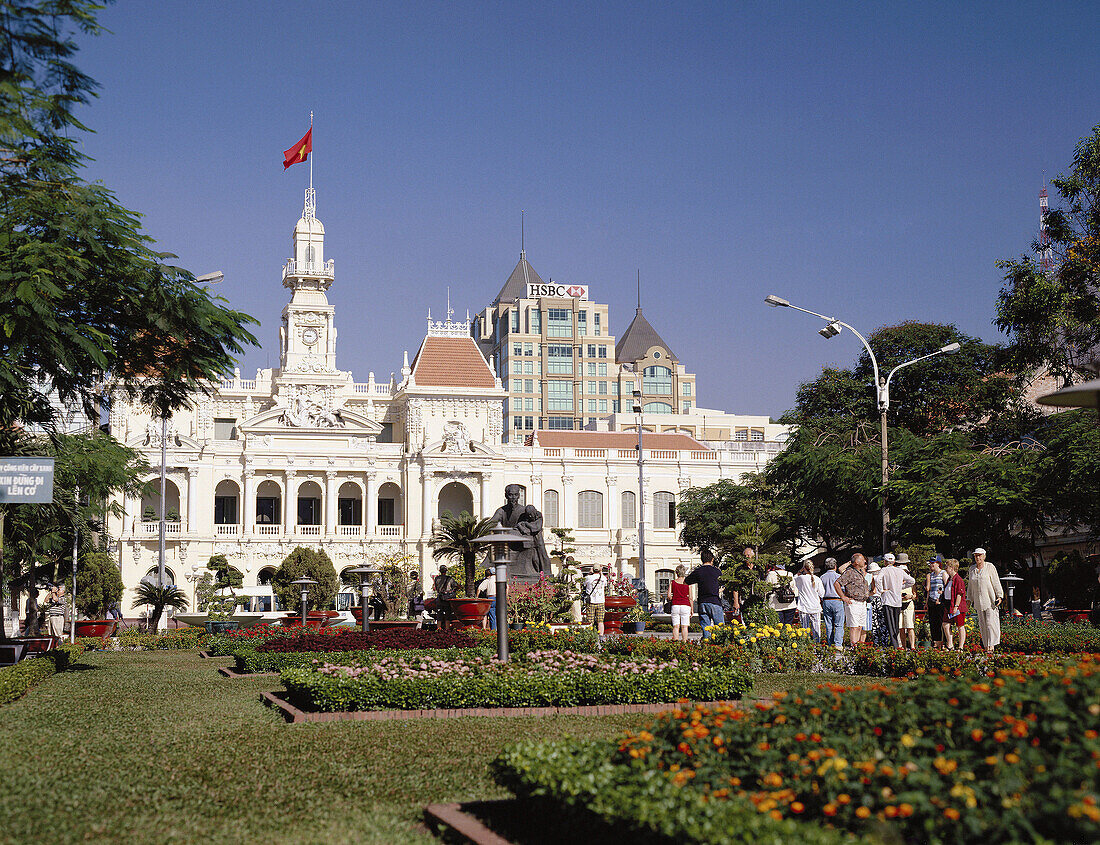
[{"x1": 309, "y1": 111, "x2": 313, "y2": 192}]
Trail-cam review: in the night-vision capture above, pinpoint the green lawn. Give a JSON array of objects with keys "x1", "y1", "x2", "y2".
[{"x1": 0, "y1": 650, "x2": 871, "y2": 844}]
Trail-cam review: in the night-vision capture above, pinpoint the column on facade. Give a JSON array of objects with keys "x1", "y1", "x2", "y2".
[
  {"x1": 242, "y1": 469, "x2": 255, "y2": 535},
  {"x1": 479, "y1": 472, "x2": 490, "y2": 519},
  {"x1": 421, "y1": 469, "x2": 433, "y2": 538},
  {"x1": 560, "y1": 475, "x2": 574, "y2": 529},
  {"x1": 186, "y1": 467, "x2": 199, "y2": 533},
  {"x1": 325, "y1": 470, "x2": 338, "y2": 535},
  {"x1": 606, "y1": 475, "x2": 619, "y2": 533},
  {"x1": 364, "y1": 471, "x2": 375, "y2": 535},
  {"x1": 284, "y1": 470, "x2": 296, "y2": 535}
]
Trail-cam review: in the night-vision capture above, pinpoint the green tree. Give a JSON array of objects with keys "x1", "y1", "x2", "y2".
[
  {"x1": 429, "y1": 511, "x2": 496, "y2": 597},
  {"x1": 677, "y1": 475, "x2": 788, "y2": 561},
  {"x1": 272, "y1": 547, "x2": 338, "y2": 613},
  {"x1": 996, "y1": 125, "x2": 1100, "y2": 386},
  {"x1": 71, "y1": 551, "x2": 123, "y2": 619},
  {"x1": 133, "y1": 582, "x2": 187, "y2": 633},
  {"x1": 548, "y1": 527, "x2": 577, "y2": 567},
  {"x1": 1, "y1": 2, "x2": 258, "y2": 438}
]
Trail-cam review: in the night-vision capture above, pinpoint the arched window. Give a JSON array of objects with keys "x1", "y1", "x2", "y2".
[
  {"x1": 653, "y1": 491, "x2": 676, "y2": 529},
  {"x1": 214, "y1": 479, "x2": 240, "y2": 525},
  {"x1": 437, "y1": 481, "x2": 474, "y2": 519},
  {"x1": 621, "y1": 490, "x2": 636, "y2": 529},
  {"x1": 255, "y1": 479, "x2": 281, "y2": 526},
  {"x1": 257, "y1": 567, "x2": 277, "y2": 586},
  {"x1": 655, "y1": 568, "x2": 675, "y2": 601},
  {"x1": 642, "y1": 366, "x2": 672, "y2": 395},
  {"x1": 337, "y1": 481, "x2": 362, "y2": 526},
  {"x1": 643, "y1": 402, "x2": 673, "y2": 414},
  {"x1": 377, "y1": 482, "x2": 403, "y2": 525},
  {"x1": 577, "y1": 490, "x2": 604, "y2": 529},
  {"x1": 543, "y1": 490, "x2": 559, "y2": 528},
  {"x1": 296, "y1": 480, "x2": 322, "y2": 526}
]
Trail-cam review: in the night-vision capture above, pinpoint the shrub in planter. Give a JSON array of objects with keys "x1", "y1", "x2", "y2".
[
  {"x1": 0, "y1": 644, "x2": 85, "y2": 706},
  {"x1": 1000, "y1": 619, "x2": 1100, "y2": 654},
  {"x1": 73, "y1": 551, "x2": 124, "y2": 619},
  {"x1": 493, "y1": 657, "x2": 1100, "y2": 844},
  {"x1": 272, "y1": 547, "x2": 339, "y2": 613}
]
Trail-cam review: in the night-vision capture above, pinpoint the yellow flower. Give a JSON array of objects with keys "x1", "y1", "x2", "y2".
[{"x1": 901, "y1": 734, "x2": 916, "y2": 748}]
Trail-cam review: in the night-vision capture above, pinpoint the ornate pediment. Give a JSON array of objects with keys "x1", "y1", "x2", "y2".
[
  {"x1": 241, "y1": 404, "x2": 383, "y2": 437},
  {"x1": 128, "y1": 419, "x2": 201, "y2": 451}
]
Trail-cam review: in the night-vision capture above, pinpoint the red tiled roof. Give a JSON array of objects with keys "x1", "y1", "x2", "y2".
[
  {"x1": 410, "y1": 337, "x2": 497, "y2": 389},
  {"x1": 528, "y1": 431, "x2": 706, "y2": 450}
]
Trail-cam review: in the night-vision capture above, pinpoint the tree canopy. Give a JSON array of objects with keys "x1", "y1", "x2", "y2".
[{"x1": 0, "y1": 1, "x2": 257, "y2": 437}]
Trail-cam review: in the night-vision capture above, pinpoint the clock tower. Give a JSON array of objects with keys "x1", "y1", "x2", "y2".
[{"x1": 279, "y1": 188, "x2": 338, "y2": 375}]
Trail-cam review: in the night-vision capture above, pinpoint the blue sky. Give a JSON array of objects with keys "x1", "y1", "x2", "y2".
[{"x1": 75, "y1": 1, "x2": 1099, "y2": 417}]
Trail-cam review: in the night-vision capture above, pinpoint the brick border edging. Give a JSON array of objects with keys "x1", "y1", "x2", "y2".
[
  {"x1": 218, "y1": 666, "x2": 279, "y2": 679},
  {"x1": 260, "y1": 690, "x2": 750, "y2": 723},
  {"x1": 424, "y1": 802, "x2": 514, "y2": 845}
]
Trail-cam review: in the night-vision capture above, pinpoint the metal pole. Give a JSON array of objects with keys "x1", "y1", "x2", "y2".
[
  {"x1": 300, "y1": 585, "x2": 309, "y2": 627},
  {"x1": 880, "y1": 395, "x2": 889, "y2": 556},
  {"x1": 158, "y1": 414, "x2": 167, "y2": 590},
  {"x1": 71, "y1": 486, "x2": 79, "y2": 643},
  {"x1": 636, "y1": 413, "x2": 646, "y2": 581},
  {"x1": 0, "y1": 509, "x2": 7, "y2": 638},
  {"x1": 360, "y1": 577, "x2": 369, "y2": 633},
  {"x1": 495, "y1": 555, "x2": 508, "y2": 662}
]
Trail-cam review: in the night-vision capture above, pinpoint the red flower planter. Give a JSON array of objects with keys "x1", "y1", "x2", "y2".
[
  {"x1": 443, "y1": 597, "x2": 493, "y2": 628},
  {"x1": 349, "y1": 607, "x2": 419, "y2": 631},
  {"x1": 603, "y1": 595, "x2": 636, "y2": 634},
  {"x1": 74, "y1": 620, "x2": 117, "y2": 639},
  {"x1": 278, "y1": 612, "x2": 330, "y2": 629}
]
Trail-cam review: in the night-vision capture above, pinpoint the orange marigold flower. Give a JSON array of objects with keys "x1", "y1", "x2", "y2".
[
  {"x1": 993, "y1": 730, "x2": 1008, "y2": 743},
  {"x1": 971, "y1": 729, "x2": 984, "y2": 742},
  {"x1": 899, "y1": 803, "x2": 914, "y2": 817},
  {"x1": 1085, "y1": 730, "x2": 1098, "y2": 740},
  {"x1": 791, "y1": 802, "x2": 805, "y2": 814},
  {"x1": 795, "y1": 733, "x2": 807, "y2": 742},
  {"x1": 823, "y1": 803, "x2": 838, "y2": 816},
  {"x1": 837, "y1": 793, "x2": 851, "y2": 804},
  {"x1": 810, "y1": 707, "x2": 822, "y2": 716},
  {"x1": 758, "y1": 742, "x2": 771, "y2": 751},
  {"x1": 944, "y1": 807, "x2": 960, "y2": 820},
  {"x1": 855, "y1": 807, "x2": 871, "y2": 819},
  {"x1": 770, "y1": 810, "x2": 783, "y2": 821},
  {"x1": 1005, "y1": 753, "x2": 1020, "y2": 764},
  {"x1": 811, "y1": 733, "x2": 822, "y2": 742},
  {"x1": 729, "y1": 776, "x2": 741, "y2": 787},
  {"x1": 884, "y1": 806, "x2": 898, "y2": 818}
]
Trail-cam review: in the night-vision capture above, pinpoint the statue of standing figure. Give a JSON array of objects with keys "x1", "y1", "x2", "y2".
[{"x1": 491, "y1": 484, "x2": 552, "y2": 584}]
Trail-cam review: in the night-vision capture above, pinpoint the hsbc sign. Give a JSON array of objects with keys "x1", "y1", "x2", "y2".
[{"x1": 527, "y1": 283, "x2": 589, "y2": 300}]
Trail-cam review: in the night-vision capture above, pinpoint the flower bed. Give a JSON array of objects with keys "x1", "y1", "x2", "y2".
[
  {"x1": 255, "y1": 627, "x2": 478, "y2": 653},
  {"x1": 281, "y1": 649, "x2": 751, "y2": 712},
  {"x1": 493, "y1": 657, "x2": 1100, "y2": 843},
  {"x1": 1000, "y1": 619, "x2": 1100, "y2": 654},
  {"x1": 467, "y1": 624, "x2": 599, "y2": 655},
  {"x1": 840, "y1": 644, "x2": 1024, "y2": 678},
  {"x1": 701, "y1": 621, "x2": 817, "y2": 672},
  {"x1": 235, "y1": 646, "x2": 485, "y2": 675},
  {"x1": 77, "y1": 627, "x2": 211, "y2": 651}
]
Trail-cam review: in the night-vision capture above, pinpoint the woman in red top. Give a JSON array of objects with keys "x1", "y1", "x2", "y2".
[
  {"x1": 944, "y1": 558, "x2": 968, "y2": 650},
  {"x1": 670, "y1": 564, "x2": 692, "y2": 641}
]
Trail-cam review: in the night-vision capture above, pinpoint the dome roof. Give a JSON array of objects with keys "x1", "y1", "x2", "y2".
[{"x1": 294, "y1": 215, "x2": 325, "y2": 235}]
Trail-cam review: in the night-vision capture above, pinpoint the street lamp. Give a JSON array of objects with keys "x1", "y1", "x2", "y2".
[
  {"x1": 472, "y1": 526, "x2": 523, "y2": 662},
  {"x1": 346, "y1": 564, "x2": 382, "y2": 632},
  {"x1": 765, "y1": 294, "x2": 962, "y2": 553},
  {"x1": 290, "y1": 577, "x2": 317, "y2": 627},
  {"x1": 632, "y1": 389, "x2": 646, "y2": 582}
]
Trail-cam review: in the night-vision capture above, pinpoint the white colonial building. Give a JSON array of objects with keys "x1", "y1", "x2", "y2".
[{"x1": 106, "y1": 191, "x2": 788, "y2": 613}]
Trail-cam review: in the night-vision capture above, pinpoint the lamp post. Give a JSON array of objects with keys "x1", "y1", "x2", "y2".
[
  {"x1": 290, "y1": 577, "x2": 316, "y2": 627},
  {"x1": 1000, "y1": 574, "x2": 1024, "y2": 617},
  {"x1": 473, "y1": 526, "x2": 523, "y2": 662},
  {"x1": 346, "y1": 565, "x2": 381, "y2": 632},
  {"x1": 764, "y1": 295, "x2": 961, "y2": 554},
  {"x1": 632, "y1": 389, "x2": 646, "y2": 582}
]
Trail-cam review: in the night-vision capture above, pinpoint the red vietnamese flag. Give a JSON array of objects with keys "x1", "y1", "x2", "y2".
[{"x1": 283, "y1": 127, "x2": 312, "y2": 169}]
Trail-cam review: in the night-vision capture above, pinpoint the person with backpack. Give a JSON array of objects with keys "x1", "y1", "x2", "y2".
[{"x1": 766, "y1": 562, "x2": 798, "y2": 625}]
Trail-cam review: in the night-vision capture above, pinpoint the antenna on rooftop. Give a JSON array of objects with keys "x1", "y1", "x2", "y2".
[
  {"x1": 447, "y1": 286, "x2": 454, "y2": 321},
  {"x1": 521, "y1": 210, "x2": 526, "y2": 257},
  {"x1": 637, "y1": 269, "x2": 641, "y2": 310}
]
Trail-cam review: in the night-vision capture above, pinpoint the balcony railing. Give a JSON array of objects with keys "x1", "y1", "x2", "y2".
[
  {"x1": 215, "y1": 524, "x2": 239, "y2": 536},
  {"x1": 282, "y1": 258, "x2": 334, "y2": 280},
  {"x1": 137, "y1": 521, "x2": 182, "y2": 535},
  {"x1": 254, "y1": 525, "x2": 280, "y2": 536},
  {"x1": 337, "y1": 525, "x2": 362, "y2": 536},
  {"x1": 377, "y1": 525, "x2": 402, "y2": 537},
  {"x1": 297, "y1": 525, "x2": 322, "y2": 536}
]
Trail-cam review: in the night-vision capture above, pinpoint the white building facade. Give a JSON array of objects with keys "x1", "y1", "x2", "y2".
[{"x1": 106, "y1": 192, "x2": 788, "y2": 612}]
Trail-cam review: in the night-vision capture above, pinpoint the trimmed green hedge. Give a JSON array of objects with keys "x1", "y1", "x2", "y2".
[
  {"x1": 282, "y1": 662, "x2": 751, "y2": 712},
  {"x1": 492, "y1": 739, "x2": 848, "y2": 845},
  {"x1": 0, "y1": 644, "x2": 85, "y2": 706},
  {"x1": 1000, "y1": 620, "x2": 1100, "y2": 654}
]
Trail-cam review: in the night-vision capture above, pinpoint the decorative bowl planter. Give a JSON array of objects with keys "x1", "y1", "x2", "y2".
[
  {"x1": 278, "y1": 612, "x2": 329, "y2": 629},
  {"x1": 603, "y1": 596, "x2": 637, "y2": 634},
  {"x1": 74, "y1": 620, "x2": 117, "y2": 639},
  {"x1": 366, "y1": 620, "x2": 421, "y2": 631},
  {"x1": 203, "y1": 620, "x2": 240, "y2": 634},
  {"x1": 443, "y1": 597, "x2": 493, "y2": 628}
]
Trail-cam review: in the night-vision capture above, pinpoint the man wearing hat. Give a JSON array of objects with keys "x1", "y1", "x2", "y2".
[
  {"x1": 966, "y1": 548, "x2": 1003, "y2": 653},
  {"x1": 897, "y1": 554, "x2": 917, "y2": 649},
  {"x1": 877, "y1": 553, "x2": 915, "y2": 649}
]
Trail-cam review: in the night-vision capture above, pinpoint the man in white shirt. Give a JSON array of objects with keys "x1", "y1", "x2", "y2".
[
  {"x1": 477, "y1": 568, "x2": 497, "y2": 630},
  {"x1": 583, "y1": 566, "x2": 607, "y2": 635},
  {"x1": 877, "y1": 552, "x2": 915, "y2": 648},
  {"x1": 766, "y1": 563, "x2": 799, "y2": 625},
  {"x1": 966, "y1": 548, "x2": 1004, "y2": 653},
  {"x1": 792, "y1": 562, "x2": 826, "y2": 641}
]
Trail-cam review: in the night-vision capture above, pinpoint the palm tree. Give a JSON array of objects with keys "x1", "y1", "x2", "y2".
[
  {"x1": 134, "y1": 582, "x2": 188, "y2": 632},
  {"x1": 428, "y1": 511, "x2": 497, "y2": 596}
]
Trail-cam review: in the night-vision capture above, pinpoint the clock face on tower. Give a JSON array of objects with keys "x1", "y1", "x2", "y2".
[{"x1": 302, "y1": 327, "x2": 320, "y2": 347}]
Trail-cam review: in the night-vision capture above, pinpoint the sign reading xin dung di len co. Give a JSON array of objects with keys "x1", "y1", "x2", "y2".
[
  {"x1": 0, "y1": 457, "x2": 55, "y2": 503},
  {"x1": 527, "y1": 283, "x2": 589, "y2": 300}
]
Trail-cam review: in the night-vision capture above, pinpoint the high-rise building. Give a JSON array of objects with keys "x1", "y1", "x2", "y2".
[{"x1": 474, "y1": 252, "x2": 696, "y2": 441}]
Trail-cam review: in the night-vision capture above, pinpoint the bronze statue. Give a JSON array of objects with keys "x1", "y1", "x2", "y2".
[{"x1": 491, "y1": 484, "x2": 552, "y2": 584}]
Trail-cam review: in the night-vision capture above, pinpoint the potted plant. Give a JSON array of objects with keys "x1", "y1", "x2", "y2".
[
  {"x1": 350, "y1": 551, "x2": 421, "y2": 630},
  {"x1": 602, "y1": 569, "x2": 638, "y2": 634},
  {"x1": 428, "y1": 511, "x2": 496, "y2": 627},
  {"x1": 72, "y1": 551, "x2": 125, "y2": 639},
  {"x1": 624, "y1": 603, "x2": 651, "y2": 634},
  {"x1": 203, "y1": 555, "x2": 245, "y2": 633},
  {"x1": 271, "y1": 546, "x2": 339, "y2": 627}
]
